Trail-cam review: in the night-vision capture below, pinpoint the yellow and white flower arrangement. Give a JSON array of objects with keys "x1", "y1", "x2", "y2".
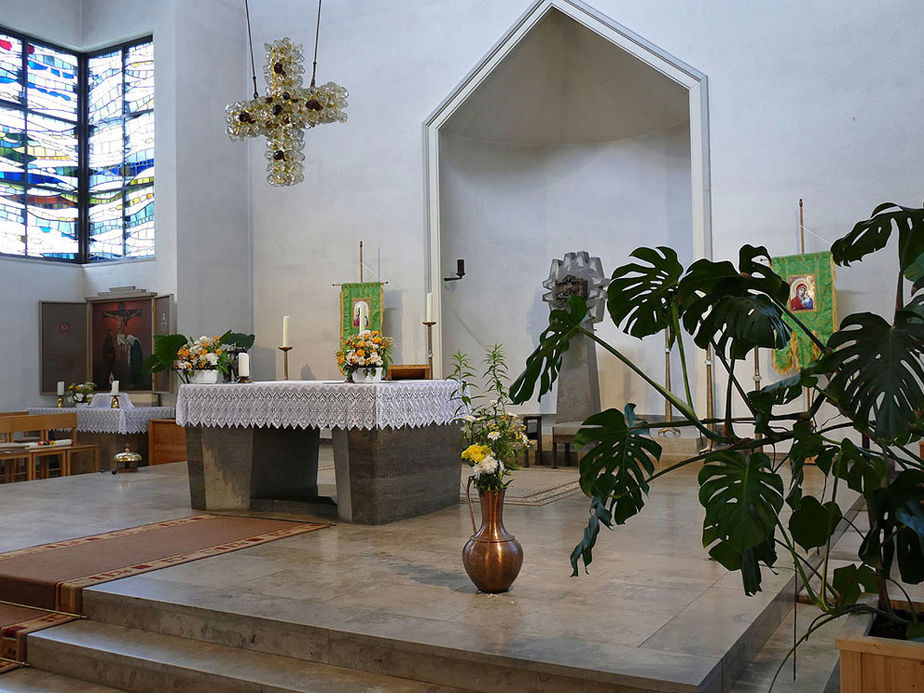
[
  {"x1": 452, "y1": 346, "x2": 529, "y2": 492},
  {"x1": 67, "y1": 381, "x2": 96, "y2": 403},
  {"x1": 174, "y1": 335, "x2": 230, "y2": 382},
  {"x1": 336, "y1": 329, "x2": 394, "y2": 379}
]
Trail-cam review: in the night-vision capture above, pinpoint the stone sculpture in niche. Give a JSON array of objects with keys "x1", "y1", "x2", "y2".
[{"x1": 541, "y1": 252, "x2": 609, "y2": 422}]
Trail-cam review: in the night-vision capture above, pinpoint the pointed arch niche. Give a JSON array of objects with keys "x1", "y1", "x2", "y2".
[{"x1": 425, "y1": 0, "x2": 711, "y2": 414}]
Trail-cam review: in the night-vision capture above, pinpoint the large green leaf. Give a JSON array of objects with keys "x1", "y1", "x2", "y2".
[
  {"x1": 831, "y1": 202, "x2": 924, "y2": 285},
  {"x1": 822, "y1": 309, "x2": 924, "y2": 443},
  {"x1": 220, "y1": 331, "x2": 255, "y2": 349},
  {"x1": 834, "y1": 439, "x2": 886, "y2": 496},
  {"x1": 747, "y1": 372, "x2": 816, "y2": 435},
  {"x1": 143, "y1": 333, "x2": 189, "y2": 374},
  {"x1": 862, "y1": 471, "x2": 924, "y2": 585},
  {"x1": 607, "y1": 246, "x2": 684, "y2": 340},
  {"x1": 832, "y1": 564, "x2": 878, "y2": 609},
  {"x1": 699, "y1": 451, "x2": 785, "y2": 595},
  {"x1": 574, "y1": 405, "x2": 661, "y2": 523},
  {"x1": 510, "y1": 295, "x2": 587, "y2": 403},
  {"x1": 679, "y1": 246, "x2": 791, "y2": 359},
  {"x1": 789, "y1": 496, "x2": 842, "y2": 551},
  {"x1": 568, "y1": 406, "x2": 661, "y2": 575}
]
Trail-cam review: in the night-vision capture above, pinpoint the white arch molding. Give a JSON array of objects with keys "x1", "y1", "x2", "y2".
[{"x1": 424, "y1": 0, "x2": 713, "y2": 410}]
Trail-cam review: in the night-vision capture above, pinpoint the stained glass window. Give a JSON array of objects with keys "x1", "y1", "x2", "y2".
[
  {"x1": 0, "y1": 27, "x2": 153, "y2": 263},
  {"x1": 88, "y1": 39, "x2": 154, "y2": 261}
]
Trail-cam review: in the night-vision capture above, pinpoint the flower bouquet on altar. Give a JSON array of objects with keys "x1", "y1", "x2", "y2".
[
  {"x1": 143, "y1": 331, "x2": 255, "y2": 384},
  {"x1": 336, "y1": 330, "x2": 394, "y2": 383},
  {"x1": 67, "y1": 381, "x2": 96, "y2": 405}
]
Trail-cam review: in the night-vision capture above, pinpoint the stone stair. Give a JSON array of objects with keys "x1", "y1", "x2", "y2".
[
  {"x1": 24, "y1": 620, "x2": 458, "y2": 693},
  {"x1": 0, "y1": 668, "x2": 121, "y2": 692}
]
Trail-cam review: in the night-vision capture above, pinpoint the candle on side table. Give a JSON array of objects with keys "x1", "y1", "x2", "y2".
[
  {"x1": 111, "y1": 380, "x2": 119, "y2": 395},
  {"x1": 238, "y1": 352, "x2": 250, "y2": 378},
  {"x1": 57, "y1": 381, "x2": 65, "y2": 396}
]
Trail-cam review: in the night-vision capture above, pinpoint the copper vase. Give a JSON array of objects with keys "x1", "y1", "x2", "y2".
[{"x1": 462, "y1": 488, "x2": 523, "y2": 593}]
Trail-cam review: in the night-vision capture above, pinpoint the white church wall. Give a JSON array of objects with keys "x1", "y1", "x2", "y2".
[
  {"x1": 0, "y1": 0, "x2": 84, "y2": 409},
  {"x1": 439, "y1": 125, "x2": 692, "y2": 415},
  {"x1": 248, "y1": 0, "x2": 922, "y2": 415}
]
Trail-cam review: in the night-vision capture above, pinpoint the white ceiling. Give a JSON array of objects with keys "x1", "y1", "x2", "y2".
[{"x1": 442, "y1": 8, "x2": 690, "y2": 146}]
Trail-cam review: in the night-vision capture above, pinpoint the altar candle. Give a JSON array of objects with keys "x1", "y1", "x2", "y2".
[
  {"x1": 56, "y1": 381, "x2": 64, "y2": 396},
  {"x1": 238, "y1": 352, "x2": 250, "y2": 378},
  {"x1": 425, "y1": 292, "x2": 432, "y2": 322},
  {"x1": 111, "y1": 380, "x2": 119, "y2": 394},
  {"x1": 282, "y1": 315, "x2": 290, "y2": 347}
]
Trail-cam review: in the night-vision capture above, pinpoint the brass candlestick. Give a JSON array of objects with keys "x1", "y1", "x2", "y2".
[
  {"x1": 237, "y1": 375, "x2": 252, "y2": 384},
  {"x1": 110, "y1": 394, "x2": 120, "y2": 409},
  {"x1": 56, "y1": 395, "x2": 65, "y2": 408},
  {"x1": 277, "y1": 345, "x2": 293, "y2": 380},
  {"x1": 423, "y1": 321, "x2": 435, "y2": 377}
]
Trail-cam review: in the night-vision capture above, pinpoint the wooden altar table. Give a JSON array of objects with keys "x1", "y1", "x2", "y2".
[{"x1": 175, "y1": 380, "x2": 462, "y2": 524}]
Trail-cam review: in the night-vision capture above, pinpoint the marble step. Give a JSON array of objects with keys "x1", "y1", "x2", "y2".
[
  {"x1": 26, "y1": 620, "x2": 457, "y2": 693},
  {"x1": 79, "y1": 586, "x2": 723, "y2": 692},
  {"x1": 0, "y1": 668, "x2": 123, "y2": 692}
]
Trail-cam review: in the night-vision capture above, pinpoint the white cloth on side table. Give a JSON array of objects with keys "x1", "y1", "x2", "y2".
[{"x1": 28, "y1": 407, "x2": 176, "y2": 434}]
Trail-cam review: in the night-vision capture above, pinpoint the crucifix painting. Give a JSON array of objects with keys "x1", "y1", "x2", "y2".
[{"x1": 90, "y1": 299, "x2": 153, "y2": 391}]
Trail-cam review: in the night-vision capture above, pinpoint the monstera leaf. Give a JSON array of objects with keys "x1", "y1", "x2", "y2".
[
  {"x1": 831, "y1": 202, "x2": 924, "y2": 286},
  {"x1": 679, "y1": 246, "x2": 791, "y2": 359},
  {"x1": 789, "y1": 496, "x2": 842, "y2": 550},
  {"x1": 143, "y1": 333, "x2": 189, "y2": 374},
  {"x1": 822, "y1": 308, "x2": 924, "y2": 443},
  {"x1": 220, "y1": 331, "x2": 255, "y2": 349},
  {"x1": 510, "y1": 295, "x2": 587, "y2": 403},
  {"x1": 748, "y1": 372, "x2": 816, "y2": 435},
  {"x1": 699, "y1": 451, "x2": 785, "y2": 595},
  {"x1": 607, "y1": 246, "x2": 684, "y2": 341},
  {"x1": 569, "y1": 405, "x2": 662, "y2": 575},
  {"x1": 862, "y1": 471, "x2": 924, "y2": 585},
  {"x1": 833, "y1": 439, "x2": 886, "y2": 496}
]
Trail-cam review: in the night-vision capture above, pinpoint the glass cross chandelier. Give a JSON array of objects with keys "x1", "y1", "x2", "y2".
[{"x1": 225, "y1": 0, "x2": 348, "y2": 186}]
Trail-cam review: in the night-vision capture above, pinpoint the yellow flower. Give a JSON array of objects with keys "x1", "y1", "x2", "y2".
[{"x1": 462, "y1": 444, "x2": 491, "y2": 463}]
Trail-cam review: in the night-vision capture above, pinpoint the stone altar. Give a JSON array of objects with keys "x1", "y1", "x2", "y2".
[{"x1": 175, "y1": 380, "x2": 462, "y2": 524}]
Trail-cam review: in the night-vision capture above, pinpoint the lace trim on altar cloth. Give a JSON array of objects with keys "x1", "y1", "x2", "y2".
[{"x1": 175, "y1": 380, "x2": 462, "y2": 430}]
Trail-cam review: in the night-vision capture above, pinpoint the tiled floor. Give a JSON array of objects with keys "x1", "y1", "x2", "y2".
[{"x1": 0, "y1": 459, "x2": 853, "y2": 691}]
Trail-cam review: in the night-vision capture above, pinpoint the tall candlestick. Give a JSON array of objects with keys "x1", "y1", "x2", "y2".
[
  {"x1": 425, "y1": 292, "x2": 432, "y2": 322},
  {"x1": 282, "y1": 315, "x2": 290, "y2": 347},
  {"x1": 57, "y1": 381, "x2": 65, "y2": 396},
  {"x1": 277, "y1": 346, "x2": 292, "y2": 380},
  {"x1": 111, "y1": 380, "x2": 119, "y2": 395}
]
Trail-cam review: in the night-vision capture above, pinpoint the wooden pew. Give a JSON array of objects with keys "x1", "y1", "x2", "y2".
[{"x1": 0, "y1": 413, "x2": 99, "y2": 482}]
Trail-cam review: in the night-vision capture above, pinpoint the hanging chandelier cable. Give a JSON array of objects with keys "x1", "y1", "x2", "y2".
[
  {"x1": 244, "y1": 0, "x2": 259, "y2": 98},
  {"x1": 310, "y1": 0, "x2": 323, "y2": 88}
]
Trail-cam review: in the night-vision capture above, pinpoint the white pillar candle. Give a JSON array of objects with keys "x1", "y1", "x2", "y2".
[
  {"x1": 111, "y1": 380, "x2": 119, "y2": 394},
  {"x1": 56, "y1": 381, "x2": 65, "y2": 395},
  {"x1": 425, "y1": 292, "x2": 432, "y2": 322},
  {"x1": 238, "y1": 352, "x2": 250, "y2": 378},
  {"x1": 282, "y1": 315, "x2": 290, "y2": 347}
]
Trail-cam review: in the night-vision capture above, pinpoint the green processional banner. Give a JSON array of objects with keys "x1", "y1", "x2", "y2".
[
  {"x1": 339, "y1": 282, "x2": 384, "y2": 340},
  {"x1": 771, "y1": 251, "x2": 837, "y2": 373}
]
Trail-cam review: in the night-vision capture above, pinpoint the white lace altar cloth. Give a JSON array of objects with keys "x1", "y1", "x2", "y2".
[
  {"x1": 28, "y1": 406, "x2": 176, "y2": 434},
  {"x1": 175, "y1": 379, "x2": 463, "y2": 430}
]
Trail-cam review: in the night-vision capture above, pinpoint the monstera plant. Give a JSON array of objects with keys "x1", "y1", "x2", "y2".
[{"x1": 510, "y1": 202, "x2": 924, "y2": 659}]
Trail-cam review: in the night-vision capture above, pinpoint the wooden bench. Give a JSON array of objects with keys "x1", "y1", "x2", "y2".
[{"x1": 0, "y1": 413, "x2": 99, "y2": 482}]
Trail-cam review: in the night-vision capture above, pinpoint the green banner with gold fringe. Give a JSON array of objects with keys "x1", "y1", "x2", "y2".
[
  {"x1": 340, "y1": 282, "x2": 384, "y2": 340},
  {"x1": 771, "y1": 251, "x2": 837, "y2": 373}
]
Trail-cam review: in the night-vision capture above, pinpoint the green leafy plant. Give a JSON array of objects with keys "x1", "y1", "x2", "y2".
[
  {"x1": 451, "y1": 345, "x2": 529, "y2": 492},
  {"x1": 511, "y1": 202, "x2": 924, "y2": 661},
  {"x1": 143, "y1": 330, "x2": 255, "y2": 383}
]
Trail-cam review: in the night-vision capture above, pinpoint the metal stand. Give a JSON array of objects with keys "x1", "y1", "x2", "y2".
[
  {"x1": 237, "y1": 376, "x2": 252, "y2": 384},
  {"x1": 277, "y1": 345, "x2": 293, "y2": 380},
  {"x1": 659, "y1": 330, "x2": 680, "y2": 437},
  {"x1": 423, "y1": 321, "x2": 435, "y2": 376},
  {"x1": 110, "y1": 395, "x2": 120, "y2": 409},
  {"x1": 56, "y1": 395, "x2": 65, "y2": 408}
]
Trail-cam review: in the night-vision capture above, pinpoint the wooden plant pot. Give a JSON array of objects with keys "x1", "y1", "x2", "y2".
[{"x1": 837, "y1": 609, "x2": 924, "y2": 692}]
